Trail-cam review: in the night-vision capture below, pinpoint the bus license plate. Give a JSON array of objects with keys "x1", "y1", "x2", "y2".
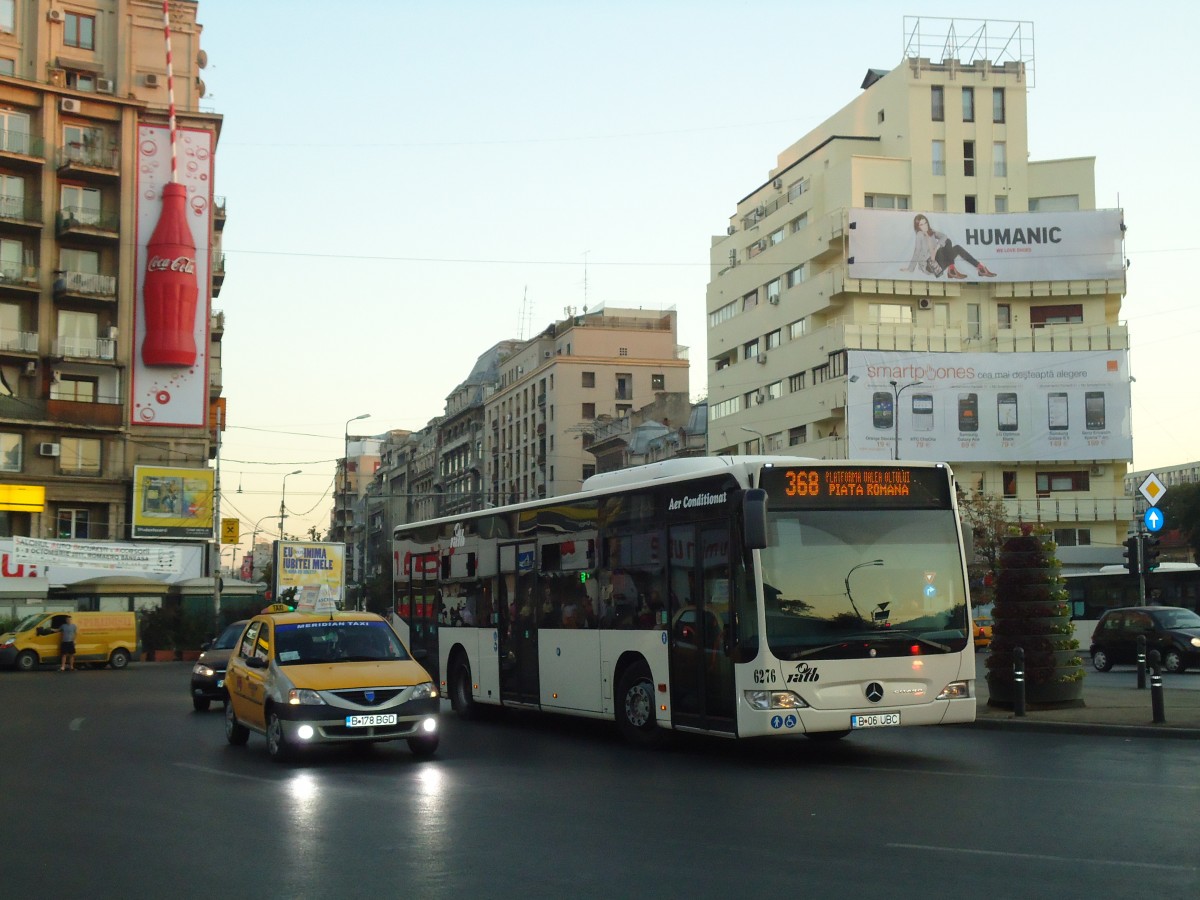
[
  {"x1": 851, "y1": 712, "x2": 900, "y2": 729},
  {"x1": 346, "y1": 714, "x2": 397, "y2": 728}
]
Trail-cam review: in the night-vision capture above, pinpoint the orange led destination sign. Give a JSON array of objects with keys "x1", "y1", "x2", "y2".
[{"x1": 759, "y1": 465, "x2": 951, "y2": 509}]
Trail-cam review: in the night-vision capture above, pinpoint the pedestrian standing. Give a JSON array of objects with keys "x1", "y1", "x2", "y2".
[{"x1": 59, "y1": 615, "x2": 78, "y2": 671}]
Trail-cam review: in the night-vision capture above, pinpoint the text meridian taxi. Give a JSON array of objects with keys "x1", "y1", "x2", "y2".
[{"x1": 781, "y1": 468, "x2": 913, "y2": 498}]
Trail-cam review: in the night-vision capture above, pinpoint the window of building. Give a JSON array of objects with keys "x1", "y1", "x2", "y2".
[
  {"x1": 60, "y1": 184, "x2": 102, "y2": 225},
  {"x1": 993, "y1": 141, "x2": 1007, "y2": 178},
  {"x1": 1053, "y1": 528, "x2": 1091, "y2": 547},
  {"x1": 766, "y1": 381, "x2": 783, "y2": 401},
  {"x1": 788, "y1": 372, "x2": 806, "y2": 392},
  {"x1": 967, "y1": 303, "x2": 981, "y2": 339},
  {"x1": 1002, "y1": 470, "x2": 1017, "y2": 498},
  {"x1": 0, "y1": 237, "x2": 23, "y2": 281},
  {"x1": 812, "y1": 364, "x2": 829, "y2": 385},
  {"x1": 931, "y1": 140, "x2": 945, "y2": 176},
  {"x1": 765, "y1": 279, "x2": 781, "y2": 304},
  {"x1": 60, "y1": 437, "x2": 101, "y2": 476},
  {"x1": 877, "y1": 109, "x2": 885, "y2": 124},
  {"x1": 786, "y1": 264, "x2": 806, "y2": 289},
  {"x1": 743, "y1": 339, "x2": 759, "y2": 361},
  {"x1": 744, "y1": 390, "x2": 757, "y2": 410},
  {"x1": 616, "y1": 404, "x2": 631, "y2": 417},
  {"x1": 931, "y1": 194, "x2": 947, "y2": 211},
  {"x1": 0, "y1": 59, "x2": 12, "y2": 76},
  {"x1": 51, "y1": 374, "x2": 98, "y2": 402},
  {"x1": 0, "y1": 1, "x2": 12, "y2": 33},
  {"x1": 0, "y1": 432, "x2": 20, "y2": 471},
  {"x1": 582, "y1": 464, "x2": 595, "y2": 481},
  {"x1": 867, "y1": 303, "x2": 913, "y2": 325},
  {"x1": 581, "y1": 403, "x2": 595, "y2": 420},
  {"x1": 788, "y1": 318, "x2": 808, "y2": 340},
  {"x1": 581, "y1": 371, "x2": 595, "y2": 388},
  {"x1": 992, "y1": 88, "x2": 1006, "y2": 123},
  {"x1": 931, "y1": 85, "x2": 944, "y2": 121},
  {"x1": 1036, "y1": 470, "x2": 1090, "y2": 496},
  {"x1": 787, "y1": 178, "x2": 809, "y2": 202},
  {"x1": 964, "y1": 195, "x2": 977, "y2": 214},
  {"x1": 0, "y1": 109, "x2": 29, "y2": 154},
  {"x1": 709, "y1": 398, "x2": 739, "y2": 421},
  {"x1": 994, "y1": 195, "x2": 1007, "y2": 213},
  {"x1": 961, "y1": 86, "x2": 974, "y2": 122},
  {"x1": 60, "y1": 247, "x2": 100, "y2": 275},
  {"x1": 0, "y1": 172, "x2": 23, "y2": 220},
  {"x1": 829, "y1": 351, "x2": 847, "y2": 378},
  {"x1": 1030, "y1": 304, "x2": 1084, "y2": 326},
  {"x1": 770, "y1": 228, "x2": 784, "y2": 246},
  {"x1": 713, "y1": 350, "x2": 735, "y2": 371},
  {"x1": 57, "y1": 309, "x2": 98, "y2": 356},
  {"x1": 65, "y1": 72, "x2": 95, "y2": 92},
  {"x1": 790, "y1": 212, "x2": 808, "y2": 232},
  {"x1": 709, "y1": 299, "x2": 738, "y2": 328},
  {"x1": 788, "y1": 425, "x2": 807, "y2": 446},
  {"x1": 742, "y1": 290, "x2": 758, "y2": 311},
  {"x1": 864, "y1": 194, "x2": 909, "y2": 209},
  {"x1": 1029, "y1": 195, "x2": 1080, "y2": 212},
  {"x1": 932, "y1": 303, "x2": 950, "y2": 328},
  {"x1": 997, "y1": 304, "x2": 1012, "y2": 330},
  {"x1": 963, "y1": 140, "x2": 975, "y2": 177},
  {"x1": 765, "y1": 329, "x2": 781, "y2": 350},
  {"x1": 65, "y1": 13, "x2": 96, "y2": 50},
  {"x1": 57, "y1": 508, "x2": 90, "y2": 539},
  {"x1": 651, "y1": 373, "x2": 664, "y2": 390}
]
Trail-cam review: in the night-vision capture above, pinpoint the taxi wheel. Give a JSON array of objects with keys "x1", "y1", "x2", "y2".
[
  {"x1": 615, "y1": 660, "x2": 666, "y2": 748},
  {"x1": 408, "y1": 733, "x2": 439, "y2": 759},
  {"x1": 224, "y1": 702, "x2": 249, "y2": 746},
  {"x1": 266, "y1": 710, "x2": 292, "y2": 762},
  {"x1": 193, "y1": 697, "x2": 211, "y2": 712}
]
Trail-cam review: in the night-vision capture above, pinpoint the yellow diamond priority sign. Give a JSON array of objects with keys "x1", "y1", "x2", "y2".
[{"x1": 1139, "y1": 473, "x2": 1166, "y2": 507}]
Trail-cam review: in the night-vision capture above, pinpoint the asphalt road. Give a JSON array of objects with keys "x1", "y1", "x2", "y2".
[{"x1": 3, "y1": 664, "x2": 1196, "y2": 898}]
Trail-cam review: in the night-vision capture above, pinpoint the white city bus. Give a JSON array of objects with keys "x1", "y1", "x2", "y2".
[{"x1": 391, "y1": 456, "x2": 975, "y2": 743}]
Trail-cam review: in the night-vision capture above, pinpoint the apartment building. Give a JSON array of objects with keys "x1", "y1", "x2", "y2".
[
  {"x1": 0, "y1": 1, "x2": 223, "y2": 542},
  {"x1": 705, "y1": 20, "x2": 1134, "y2": 559}
]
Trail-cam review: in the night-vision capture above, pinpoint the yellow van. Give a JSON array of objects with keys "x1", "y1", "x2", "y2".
[{"x1": 0, "y1": 611, "x2": 137, "y2": 671}]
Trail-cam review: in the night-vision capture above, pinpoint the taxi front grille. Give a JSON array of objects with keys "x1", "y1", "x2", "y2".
[{"x1": 330, "y1": 688, "x2": 402, "y2": 707}]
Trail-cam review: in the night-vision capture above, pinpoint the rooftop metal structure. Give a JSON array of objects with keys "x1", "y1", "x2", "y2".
[{"x1": 903, "y1": 17, "x2": 1036, "y2": 87}]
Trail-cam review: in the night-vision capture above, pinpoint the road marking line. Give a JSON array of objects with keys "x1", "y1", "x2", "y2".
[
  {"x1": 174, "y1": 763, "x2": 277, "y2": 784},
  {"x1": 887, "y1": 843, "x2": 1197, "y2": 872},
  {"x1": 69, "y1": 718, "x2": 85, "y2": 731}
]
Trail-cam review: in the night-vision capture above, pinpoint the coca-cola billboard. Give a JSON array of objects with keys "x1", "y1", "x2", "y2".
[{"x1": 131, "y1": 124, "x2": 214, "y2": 427}]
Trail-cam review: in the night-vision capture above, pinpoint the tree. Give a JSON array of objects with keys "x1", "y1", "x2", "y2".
[
  {"x1": 1156, "y1": 482, "x2": 1200, "y2": 562},
  {"x1": 957, "y1": 489, "x2": 1010, "y2": 609}
]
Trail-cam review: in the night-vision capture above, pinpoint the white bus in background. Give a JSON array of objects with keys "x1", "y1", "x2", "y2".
[{"x1": 392, "y1": 456, "x2": 975, "y2": 744}]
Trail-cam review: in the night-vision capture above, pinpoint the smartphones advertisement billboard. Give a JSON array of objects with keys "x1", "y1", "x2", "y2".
[
  {"x1": 131, "y1": 465, "x2": 216, "y2": 539},
  {"x1": 847, "y1": 350, "x2": 1132, "y2": 462},
  {"x1": 847, "y1": 209, "x2": 1125, "y2": 283}
]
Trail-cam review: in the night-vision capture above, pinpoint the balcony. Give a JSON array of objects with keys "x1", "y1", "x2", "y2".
[
  {"x1": 214, "y1": 195, "x2": 226, "y2": 230},
  {"x1": 1001, "y1": 496, "x2": 1136, "y2": 525},
  {"x1": 47, "y1": 396, "x2": 123, "y2": 428},
  {"x1": 0, "y1": 396, "x2": 47, "y2": 420},
  {"x1": 0, "y1": 265, "x2": 40, "y2": 295},
  {"x1": 56, "y1": 207, "x2": 119, "y2": 241},
  {"x1": 52, "y1": 335, "x2": 116, "y2": 361},
  {"x1": 212, "y1": 250, "x2": 225, "y2": 293},
  {"x1": 0, "y1": 133, "x2": 46, "y2": 169},
  {"x1": 54, "y1": 270, "x2": 117, "y2": 303},
  {"x1": 57, "y1": 142, "x2": 120, "y2": 180},
  {"x1": 0, "y1": 329, "x2": 38, "y2": 355},
  {"x1": 0, "y1": 193, "x2": 44, "y2": 231}
]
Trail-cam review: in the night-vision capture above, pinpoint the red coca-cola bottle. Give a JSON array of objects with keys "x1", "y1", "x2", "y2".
[{"x1": 141, "y1": 182, "x2": 198, "y2": 367}]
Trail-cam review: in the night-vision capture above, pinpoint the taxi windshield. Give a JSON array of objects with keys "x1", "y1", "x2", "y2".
[{"x1": 274, "y1": 620, "x2": 410, "y2": 665}]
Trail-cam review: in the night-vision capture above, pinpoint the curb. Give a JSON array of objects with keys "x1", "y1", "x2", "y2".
[{"x1": 965, "y1": 717, "x2": 1200, "y2": 740}]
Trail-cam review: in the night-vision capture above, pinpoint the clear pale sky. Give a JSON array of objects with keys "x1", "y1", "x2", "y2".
[{"x1": 196, "y1": 0, "x2": 1200, "y2": 553}]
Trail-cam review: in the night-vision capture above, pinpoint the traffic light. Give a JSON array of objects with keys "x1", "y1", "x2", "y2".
[
  {"x1": 1122, "y1": 535, "x2": 1140, "y2": 576},
  {"x1": 1142, "y1": 534, "x2": 1161, "y2": 574}
]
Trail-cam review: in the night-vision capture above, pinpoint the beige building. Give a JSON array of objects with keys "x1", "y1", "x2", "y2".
[
  {"x1": 705, "y1": 23, "x2": 1134, "y2": 558},
  {"x1": 0, "y1": 1, "x2": 222, "y2": 541},
  {"x1": 485, "y1": 305, "x2": 688, "y2": 503}
]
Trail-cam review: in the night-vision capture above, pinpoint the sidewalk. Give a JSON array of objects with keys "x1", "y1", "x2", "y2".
[{"x1": 972, "y1": 671, "x2": 1200, "y2": 738}]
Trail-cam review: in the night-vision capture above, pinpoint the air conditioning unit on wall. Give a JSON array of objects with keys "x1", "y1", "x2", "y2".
[
  {"x1": 144, "y1": 73, "x2": 160, "y2": 88},
  {"x1": 96, "y1": 78, "x2": 114, "y2": 94},
  {"x1": 918, "y1": 297, "x2": 932, "y2": 310},
  {"x1": 39, "y1": 442, "x2": 61, "y2": 457},
  {"x1": 48, "y1": 9, "x2": 64, "y2": 23},
  {"x1": 60, "y1": 98, "x2": 81, "y2": 114}
]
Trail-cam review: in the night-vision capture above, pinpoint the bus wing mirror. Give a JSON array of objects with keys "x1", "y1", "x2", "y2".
[{"x1": 743, "y1": 489, "x2": 767, "y2": 550}]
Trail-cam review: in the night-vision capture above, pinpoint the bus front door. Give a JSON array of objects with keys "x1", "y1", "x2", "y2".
[
  {"x1": 668, "y1": 523, "x2": 736, "y2": 734},
  {"x1": 498, "y1": 541, "x2": 539, "y2": 705},
  {"x1": 409, "y1": 564, "x2": 440, "y2": 686}
]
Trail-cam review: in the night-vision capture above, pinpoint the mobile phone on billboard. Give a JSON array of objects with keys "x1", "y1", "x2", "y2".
[
  {"x1": 957, "y1": 393, "x2": 978, "y2": 432},
  {"x1": 872, "y1": 392, "x2": 894, "y2": 430},
  {"x1": 1048, "y1": 392, "x2": 1069, "y2": 431},
  {"x1": 997, "y1": 393, "x2": 1018, "y2": 432},
  {"x1": 912, "y1": 393, "x2": 934, "y2": 432},
  {"x1": 1085, "y1": 391, "x2": 1105, "y2": 430}
]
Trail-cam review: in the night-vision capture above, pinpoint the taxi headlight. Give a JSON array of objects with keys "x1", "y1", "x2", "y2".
[
  {"x1": 744, "y1": 690, "x2": 809, "y2": 711},
  {"x1": 287, "y1": 688, "x2": 326, "y2": 706},
  {"x1": 192, "y1": 663, "x2": 215, "y2": 677},
  {"x1": 937, "y1": 681, "x2": 971, "y2": 700},
  {"x1": 410, "y1": 681, "x2": 438, "y2": 701}
]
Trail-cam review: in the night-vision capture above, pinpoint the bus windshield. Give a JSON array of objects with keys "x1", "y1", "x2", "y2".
[{"x1": 760, "y1": 508, "x2": 968, "y2": 660}]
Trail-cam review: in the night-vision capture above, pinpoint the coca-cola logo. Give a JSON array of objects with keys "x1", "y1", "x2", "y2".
[{"x1": 147, "y1": 255, "x2": 196, "y2": 274}]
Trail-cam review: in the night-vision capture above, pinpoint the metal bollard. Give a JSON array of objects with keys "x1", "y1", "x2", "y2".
[
  {"x1": 1136, "y1": 634, "x2": 1147, "y2": 690},
  {"x1": 1148, "y1": 649, "x2": 1166, "y2": 724},
  {"x1": 1013, "y1": 646, "x2": 1026, "y2": 717}
]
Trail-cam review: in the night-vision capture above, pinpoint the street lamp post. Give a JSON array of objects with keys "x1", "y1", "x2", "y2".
[
  {"x1": 740, "y1": 424, "x2": 767, "y2": 454},
  {"x1": 279, "y1": 469, "x2": 302, "y2": 541},
  {"x1": 889, "y1": 379, "x2": 924, "y2": 460},
  {"x1": 246, "y1": 514, "x2": 276, "y2": 582},
  {"x1": 344, "y1": 414, "x2": 370, "y2": 609}
]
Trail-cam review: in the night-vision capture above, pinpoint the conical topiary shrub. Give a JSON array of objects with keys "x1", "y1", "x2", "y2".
[{"x1": 985, "y1": 525, "x2": 1084, "y2": 708}]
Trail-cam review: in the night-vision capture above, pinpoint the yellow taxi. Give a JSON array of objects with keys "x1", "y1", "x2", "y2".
[
  {"x1": 973, "y1": 614, "x2": 993, "y2": 651},
  {"x1": 223, "y1": 610, "x2": 439, "y2": 762}
]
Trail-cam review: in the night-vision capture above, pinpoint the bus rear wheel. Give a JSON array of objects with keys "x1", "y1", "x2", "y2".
[
  {"x1": 616, "y1": 661, "x2": 666, "y2": 747},
  {"x1": 450, "y1": 658, "x2": 478, "y2": 720}
]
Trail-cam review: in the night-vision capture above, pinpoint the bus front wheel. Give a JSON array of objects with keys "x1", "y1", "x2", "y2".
[
  {"x1": 450, "y1": 658, "x2": 478, "y2": 720},
  {"x1": 616, "y1": 661, "x2": 665, "y2": 747}
]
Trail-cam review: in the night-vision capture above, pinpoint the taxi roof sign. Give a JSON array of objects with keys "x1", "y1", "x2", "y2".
[{"x1": 262, "y1": 603, "x2": 293, "y2": 613}]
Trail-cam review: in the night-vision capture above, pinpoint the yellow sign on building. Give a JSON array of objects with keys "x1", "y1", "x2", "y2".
[
  {"x1": 0, "y1": 484, "x2": 45, "y2": 513},
  {"x1": 221, "y1": 518, "x2": 240, "y2": 544}
]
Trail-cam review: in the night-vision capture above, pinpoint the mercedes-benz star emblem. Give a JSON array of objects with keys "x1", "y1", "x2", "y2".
[{"x1": 864, "y1": 682, "x2": 884, "y2": 703}]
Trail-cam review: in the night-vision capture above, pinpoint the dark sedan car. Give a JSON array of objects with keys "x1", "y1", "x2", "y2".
[
  {"x1": 1090, "y1": 606, "x2": 1200, "y2": 674},
  {"x1": 190, "y1": 620, "x2": 247, "y2": 711}
]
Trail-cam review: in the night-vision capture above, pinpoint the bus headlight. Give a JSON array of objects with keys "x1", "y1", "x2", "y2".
[
  {"x1": 744, "y1": 690, "x2": 810, "y2": 711},
  {"x1": 937, "y1": 681, "x2": 970, "y2": 700}
]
